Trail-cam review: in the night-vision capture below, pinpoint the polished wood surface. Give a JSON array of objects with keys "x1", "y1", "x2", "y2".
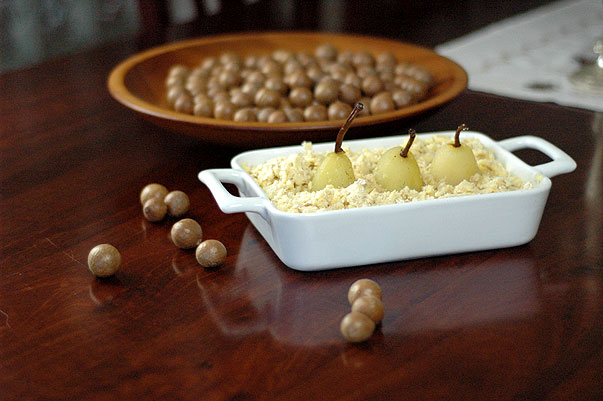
[
  {"x1": 107, "y1": 32, "x2": 467, "y2": 146},
  {"x1": 1, "y1": 1, "x2": 601, "y2": 400}
]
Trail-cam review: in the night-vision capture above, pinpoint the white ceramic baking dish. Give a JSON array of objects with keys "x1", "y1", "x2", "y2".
[{"x1": 199, "y1": 131, "x2": 576, "y2": 271}]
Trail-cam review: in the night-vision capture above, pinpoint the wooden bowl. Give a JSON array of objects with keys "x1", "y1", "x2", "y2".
[{"x1": 107, "y1": 32, "x2": 467, "y2": 147}]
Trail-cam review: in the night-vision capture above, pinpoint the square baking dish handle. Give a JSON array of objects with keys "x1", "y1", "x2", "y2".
[
  {"x1": 199, "y1": 169, "x2": 271, "y2": 220},
  {"x1": 497, "y1": 136, "x2": 577, "y2": 178}
]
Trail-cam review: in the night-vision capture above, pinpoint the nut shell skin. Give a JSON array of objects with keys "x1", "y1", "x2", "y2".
[
  {"x1": 196, "y1": 240, "x2": 227, "y2": 268},
  {"x1": 267, "y1": 110, "x2": 288, "y2": 123},
  {"x1": 340, "y1": 312, "x2": 375, "y2": 342},
  {"x1": 87, "y1": 244, "x2": 121, "y2": 277},
  {"x1": 315, "y1": 43, "x2": 337, "y2": 61},
  {"x1": 140, "y1": 183, "x2": 168, "y2": 205},
  {"x1": 314, "y1": 81, "x2": 339, "y2": 104},
  {"x1": 339, "y1": 84, "x2": 361, "y2": 105},
  {"x1": 233, "y1": 108, "x2": 257, "y2": 122},
  {"x1": 303, "y1": 104, "x2": 328, "y2": 122},
  {"x1": 213, "y1": 99, "x2": 235, "y2": 120},
  {"x1": 327, "y1": 101, "x2": 352, "y2": 121},
  {"x1": 256, "y1": 107, "x2": 276, "y2": 122},
  {"x1": 351, "y1": 295, "x2": 385, "y2": 323},
  {"x1": 170, "y1": 218, "x2": 203, "y2": 249},
  {"x1": 254, "y1": 88, "x2": 281, "y2": 108},
  {"x1": 164, "y1": 190, "x2": 190, "y2": 217},
  {"x1": 143, "y1": 198, "x2": 167, "y2": 222},
  {"x1": 369, "y1": 91, "x2": 395, "y2": 115},
  {"x1": 348, "y1": 279, "x2": 382, "y2": 304}
]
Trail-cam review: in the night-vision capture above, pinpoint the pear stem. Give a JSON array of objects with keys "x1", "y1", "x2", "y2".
[
  {"x1": 400, "y1": 129, "x2": 416, "y2": 158},
  {"x1": 334, "y1": 102, "x2": 364, "y2": 153},
  {"x1": 453, "y1": 123, "x2": 469, "y2": 148}
]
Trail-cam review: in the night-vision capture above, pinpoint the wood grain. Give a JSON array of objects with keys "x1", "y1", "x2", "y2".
[{"x1": 1, "y1": 1, "x2": 601, "y2": 400}]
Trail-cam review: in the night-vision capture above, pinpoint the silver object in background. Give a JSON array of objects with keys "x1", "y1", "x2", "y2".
[{"x1": 570, "y1": 38, "x2": 603, "y2": 94}]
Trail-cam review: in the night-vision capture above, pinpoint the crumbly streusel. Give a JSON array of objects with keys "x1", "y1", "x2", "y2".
[{"x1": 244, "y1": 135, "x2": 533, "y2": 213}]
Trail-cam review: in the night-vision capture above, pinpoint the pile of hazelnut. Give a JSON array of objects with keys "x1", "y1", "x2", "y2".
[
  {"x1": 141, "y1": 183, "x2": 227, "y2": 268},
  {"x1": 165, "y1": 43, "x2": 434, "y2": 123},
  {"x1": 87, "y1": 183, "x2": 226, "y2": 278}
]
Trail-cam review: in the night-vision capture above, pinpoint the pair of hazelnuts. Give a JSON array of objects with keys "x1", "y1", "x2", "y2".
[
  {"x1": 311, "y1": 104, "x2": 479, "y2": 192},
  {"x1": 87, "y1": 232, "x2": 226, "y2": 278}
]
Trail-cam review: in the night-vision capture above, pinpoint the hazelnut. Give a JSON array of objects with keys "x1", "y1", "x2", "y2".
[
  {"x1": 264, "y1": 77, "x2": 287, "y2": 95},
  {"x1": 315, "y1": 43, "x2": 337, "y2": 61},
  {"x1": 362, "y1": 75, "x2": 384, "y2": 97},
  {"x1": 267, "y1": 110, "x2": 288, "y2": 123},
  {"x1": 219, "y1": 52, "x2": 241, "y2": 66},
  {"x1": 348, "y1": 279, "x2": 382, "y2": 304},
  {"x1": 166, "y1": 86, "x2": 187, "y2": 106},
  {"x1": 170, "y1": 218, "x2": 203, "y2": 249},
  {"x1": 327, "y1": 101, "x2": 352, "y2": 120},
  {"x1": 140, "y1": 183, "x2": 168, "y2": 205},
  {"x1": 88, "y1": 244, "x2": 121, "y2": 278},
  {"x1": 245, "y1": 71, "x2": 266, "y2": 86},
  {"x1": 254, "y1": 88, "x2": 281, "y2": 108},
  {"x1": 340, "y1": 312, "x2": 375, "y2": 342},
  {"x1": 168, "y1": 64, "x2": 190, "y2": 79},
  {"x1": 193, "y1": 96, "x2": 214, "y2": 117},
  {"x1": 306, "y1": 65, "x2": 325, "y2": 84},
  {"x1": 283, "y1": 107, "x2": 304, "y2": 123},
  {"x1": 289, "y1": 87, "x2": 313, "y2": 108},
  {"x1": 392, "y1": 90, "x2": 415, "y2": 108},
  {"x1": 233, "y1": 108, "x2": 258, "y2": 122},
  {"x1": 351, "y1": 295, "x2": 385, "y2": 323},
  {"x1": 370, "y1": 91, "x2": 395, "y2": 114},
  {"x1": 376, "y1": 51, "x2": 397, "y2": 67},
  {"x1": 173, "y1": 94, "x2": 194, "y2": 114},
  {"x1": 303, "y1": 104, "x2": 328, "y2": 122},
  {"x1": 165, "y1": 74, "x2": 185, "y2": 88},
  {"x1": 283, "y1": 59, "x2": 303, "y2": 76},
  {"x1": 343, "y1": 72, "x2": 361, "y2": 88},
  {"x1": 213, "y1": 99, "x2": 236, "y2": 120},
  {"x1": 201, "y1": 57, "x2": 217, "y2": 70},
  {"x1": 314, "y1": 80, "x2": 339, "y2": 104},
  {"x1": 143, "y1": 198, "x2": 167, "y2": 222},
  {"x1": 256, "y1": 107, "x2": 276, "y2": 122},
  {"x1": 240, "y1": 81, "x2": 261, "y2": 97},
  {"x1": 230, "y1": 91, "x2": 253, "y2": 108},
  {"x1": 285, "y1": 71, "x2": 313, "y2": 88},
  {"x1": 195, "y1": 239, "x2": 227, "y2": 268},
  {"x1": 164, "y1": 190, "x2": 190, "y2": 217},
  {"x1": 337, "y1": 50, "x2": 354, "y2": 65},
  {"x1": 353, "y1": 51, "x2": 375, "y2": 67},
  {"x1": 394, "y1": 75, "x2": 428, "y2": 98},
  {"x1": 339, "y1": 84, "x2": 362, "y2": 104}
]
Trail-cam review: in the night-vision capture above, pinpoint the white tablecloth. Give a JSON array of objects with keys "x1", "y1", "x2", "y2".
[{"x1": 436, "y1": 0, "x2": 603, "y2": 112}]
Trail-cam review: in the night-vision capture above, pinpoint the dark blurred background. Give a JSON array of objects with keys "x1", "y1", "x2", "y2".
[{"x1": 0, "y1": 0, "x2": 556, "y2": 73}]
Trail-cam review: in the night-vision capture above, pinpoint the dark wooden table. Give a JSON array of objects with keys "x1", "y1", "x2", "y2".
[{"x1": 1, "y1": 1, "x2": 601, "y2": 400}]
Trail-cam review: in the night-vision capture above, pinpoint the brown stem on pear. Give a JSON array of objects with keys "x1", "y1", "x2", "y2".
[
  {"x1": 334, "y1": 102, "x2": 364, "y2": 153},
  {"x1": 400, "y1": 129, "x2": 416, "y2": 158},
  {"x1": 453, "y1": 123, "x2": 469, "y2": 148}
]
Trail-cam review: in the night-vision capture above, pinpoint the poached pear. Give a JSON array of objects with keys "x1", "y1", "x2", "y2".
[
  {"x1": 431, "y1": 124, "x2": 479, "y2": 185},
  {"x1": 311, "y1": 103, "x2": 364, "y2": 191},
  {"x1": 374, "y1": 129, "x2": 424, "y2": 191}
]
